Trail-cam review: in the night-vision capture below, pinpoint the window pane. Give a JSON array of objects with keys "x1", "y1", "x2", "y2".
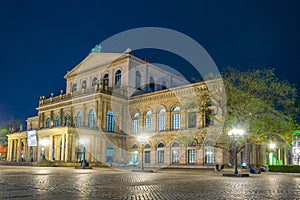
[
  {"x1": 158, "y1": 116, "x2": 165, "y2": 131},
  {"x1": 106, "y1": 110, "x2": 114, "y2": 132},
  {"x1": 88, "y1": 110, "x2": 94, "y2": 128},
  {"x1": 188, "y1": 149, "x2": 196, "y2": 164},
  {"x1": 46, "y1": 118, "x2": 51, "y2": 128},
  {"x1": 172, "y1": 150, "x2": 180, "y2": 163},
  {"x1": 55, "y1": 117, "x2": 60, "y2": 127},
  {"x1": 145, "y1": 118, "x2": 152, "y2": 132},
  {"x1": 136, "y1": 71, "x2": 141, "y2": 89},
  {"x1": 133, "y1": 119, "x2": 139, "y2": 133},
  {"x1": 145, "y1": 151, "x2": 151, "y2": 163},
  {"x1": 157, "y1": 150, "x2": 164, "y2": 163},
  {"x1": 172, "y1": 114, "x2": 180, "y2": 130},
  {"x1": 76, "y1": 112, "x2": 82, "y2": 127},
  {"x1": 115, "y1": 70, "x2": 121, "y2": 88},
  {"x1": 205, "y1": 148, "x2": 215, "y2": 164}
]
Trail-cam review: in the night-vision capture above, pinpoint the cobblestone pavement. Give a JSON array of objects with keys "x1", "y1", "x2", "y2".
[{"x1": 0, "y1": 166, "x2": 299, "y2": 200}]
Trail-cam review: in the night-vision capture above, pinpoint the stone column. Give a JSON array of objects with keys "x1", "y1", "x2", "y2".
[
  {"x1": 64, "y1": 134, "x2": 69, "y2": 162},
  {"x1": 102, "y1": 101, "x2": 107, "y2": 130},
  {"x1": 71, "y1": 135, "x2": 76, "y2": 162},
  {"x1": 154, "y1": 113, "x2": 158, "y2": 132},
  {"x1": 49, "y1": 135, "x2": 54, "y2": 161},
  {"x1": 181, "y1": 109, "x2": 187, "y2": 130},
  {"x1": 60, "y1": 108, "x2": 64, "y2": 126},
  {"x1": 7, "y1": 139, "x2": 12, "y2": 161},
  {"x1": 82, "y1": 104, "x2": 86, "y2": 127},
  {"x1": 98, "y1": 100, "x2": 103, "y2": 129},
  {"x1": 61, "y1": 134, "x2": 65, "y2": 161},
  {"x1": 166, "y1": 111, "x2": 171, "y2": 131},
  {"x1": 16, "y1": 139, "x2": 21, "y2": 162}
]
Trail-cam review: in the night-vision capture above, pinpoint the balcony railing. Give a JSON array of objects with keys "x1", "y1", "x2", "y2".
[{"x1": 39, "y1": 85, "x2": 128, "y2": 106}]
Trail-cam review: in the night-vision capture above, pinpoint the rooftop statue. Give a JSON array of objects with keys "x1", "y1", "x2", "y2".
[{"x1": 90, "y1": 44, "x2": 102, "y2": 53}]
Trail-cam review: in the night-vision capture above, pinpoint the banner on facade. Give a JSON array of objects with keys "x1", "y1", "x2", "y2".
[{"x1": 27, "y1": 130, "x2": 37, "y2": 146}]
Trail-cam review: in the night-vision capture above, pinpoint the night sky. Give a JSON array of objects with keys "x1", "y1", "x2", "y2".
[{"x1": 0, "y1": 1, "x2": 299, "y2": 125}]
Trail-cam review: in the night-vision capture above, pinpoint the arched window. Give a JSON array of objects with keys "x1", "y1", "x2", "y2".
[
  {"x1": 65, "y1": 114, "x2": 71, "y2": 126},
  {"x1": 106, "y1": 110, "x2": 114, "y2": 132},
  {"x1": 133, "y1": 112, "x2": 139, "y2": 134},
  {"x1": 145, "y1": 144, "x2": 151, "y2": 148},
  {"x1": 136, "y1": 70, "x2": 141, "y2": 89},
  {"x1": 171, "y1": 142, "x2": 180, "y2": 163},
  {"x1": 92, "y1": 77, "x2": 98, "y2": 87},
  {"x1": 158, "y1": 108, "x2": 166, "y2": 131},
  {"x1": 46, "y1": 118, "x2": 51, "y2": 128},
  {"x1": 157, "y1": 143, "x2": 165, "y2": 148},
  {"x1": 115, "y1": 70, "x2": 121, "y2": 88},
  {"x1": 76, "y1": 112, "x2": 82, "y2": 127},
  {"x1": 145, "y1": 110, "x2": 152, "y2": 132},
  {"x1": 88, "y1": 110, "x2": 95, "y2": 128},
  {"x1": 72, "y1": 83, "x2": 77, "y2": 92},
  {"x1": 205, "y1": 109, "x2": 214, "y2": 126},
  {"x1": 132, "y1": 144, "x2": 138, "y2": 149},
  {"x1": 157, "y1": 143, "x2": 165, "y2": 163},
  {"x1": 172, "y1": 142, "x2": 180, "y2": 147},
  {"x1": 161, "y1": 81, "x2": 167, "y2": 90},
  {"x1": 55, "y1": 116, "x2": 60, "y2": 127},
  {"x1": 82, "y1": 80, "x2": 87, "y2": 89},
  {"x1": 172, "y1": 106, "x2": 180, "y2": 130},
  {"x1": 149, "y1": 76, "x2": 155, "y2": 92},
  {"x1": 103, "y1": 74, "x2": 109, "y2": 86}
]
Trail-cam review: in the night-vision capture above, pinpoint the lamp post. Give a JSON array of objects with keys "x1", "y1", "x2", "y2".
[
  {"x1": 137, "y1": 135, "x2": 149, "y2": 171},
  {"x1": 228, "y1": 129, "x2": 244, "y2": 174}
]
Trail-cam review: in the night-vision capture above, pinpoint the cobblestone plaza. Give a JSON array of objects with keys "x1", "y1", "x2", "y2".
[{"x1": 0, "y1": 166, "x2": 299, "y2": 199}]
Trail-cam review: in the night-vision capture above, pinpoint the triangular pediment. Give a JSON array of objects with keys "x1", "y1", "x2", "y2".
[{"x1": 64, "y1": 52, "x2": 129, "y2": 79}]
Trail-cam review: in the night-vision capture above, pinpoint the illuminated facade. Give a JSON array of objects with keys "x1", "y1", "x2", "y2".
[{"x1": 7, "y1": 50, "x2": 286, "y2": 168}]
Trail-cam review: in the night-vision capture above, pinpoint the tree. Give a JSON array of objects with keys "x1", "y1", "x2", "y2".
[
  {"x1": 2, "y1": 119, "x2": 23, "y2": 133},
  {"x1": 215, "y1": 67, "x2": 298, "y2": 164},
  {"x1": 0, "y1": 128, "x2": 8, "y2": 145}
]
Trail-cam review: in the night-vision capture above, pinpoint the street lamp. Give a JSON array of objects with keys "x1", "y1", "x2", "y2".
[
  {"x1": 228, "y1": 128, "x2": 244, "y2": 174},
  {"x1": 137, "y1": 135, "x2": 149, "y2": 171},
  {"x1": 39, "y1": 138, "x2": 50, "y2": 160}
]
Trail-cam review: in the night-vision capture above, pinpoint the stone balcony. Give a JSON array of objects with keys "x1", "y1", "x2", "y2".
[{"x1": 39, "y1": 85, "x2": 128, "y2": 107}]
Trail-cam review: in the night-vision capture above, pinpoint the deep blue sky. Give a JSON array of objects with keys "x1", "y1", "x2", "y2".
[{"x1": 0, "y1": 1, "x2": 299, "y2": 125}]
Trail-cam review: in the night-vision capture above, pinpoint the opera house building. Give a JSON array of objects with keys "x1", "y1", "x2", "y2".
[{"x1": 6, "y1": 48, "x2": 269, "y2": 168}]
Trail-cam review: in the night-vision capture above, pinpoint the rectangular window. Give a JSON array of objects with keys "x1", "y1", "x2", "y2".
[
  {"x1": 145, "y1": 118, "x2": 152, "y2": 132},
  {"x1": 172, "y1": 114, "x2": 180, "y2": 130},
  {"x1": 133, "y1": 119, "x2": 139, "y2": 134},
  {"x1": 157, "y1": 150, "x2": 164, "y2": 163},
  {"x1": 188, "y1": 149, "x2": 196, "y2": 164},
  {"x1": 145, "y1": 151, "x2": 151, "y2": 163},
  {"x1": 205, "y1": 148, "x2": 215, "y2": 164},
  {"x1": 158, "y1": 116, "x2": 165, "y2": 131}
]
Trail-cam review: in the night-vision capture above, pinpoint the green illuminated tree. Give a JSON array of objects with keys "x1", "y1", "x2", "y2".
[{"x1": 215, "y1": 67, "x2": 298, "y2": 163}]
